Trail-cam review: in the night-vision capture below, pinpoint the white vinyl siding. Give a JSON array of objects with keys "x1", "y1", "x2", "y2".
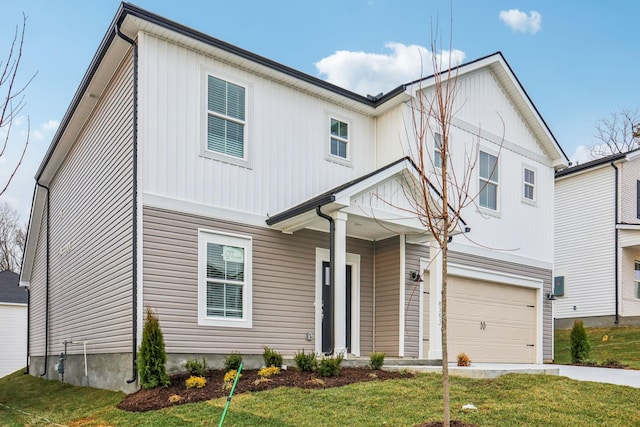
[
  {"x1": 198, "y1": 230, "x2": 252, "y2": 328},
  {"x1": 479, "y1": 150, "x2": 499, "y2": 211},
  {"x1": 204, "y1": 74, "x2": 249, "y2": 166}
]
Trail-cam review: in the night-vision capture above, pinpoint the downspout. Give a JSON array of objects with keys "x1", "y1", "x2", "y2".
[
  {"x1": 316, "y1": 206, "x2": 335, "y2": 354},
  {"x1": 36, "y1": 183, "x2": 50, "y2": 377},
  {"x1": 24, "y1": 287, "x2": 29, "y2": 374},
  {"x1": 611, "y1": 161, "x2": 619, "y2": 324},
  {"x1": 115, "y1": 24, "x2": 139, "y2": 384}
]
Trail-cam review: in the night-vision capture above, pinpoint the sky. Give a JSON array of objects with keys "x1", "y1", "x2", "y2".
[{"x1": 1, "y1": 0, "x2": 639, "y2": 222}]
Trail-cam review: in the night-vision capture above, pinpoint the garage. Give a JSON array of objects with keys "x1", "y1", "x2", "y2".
[{"x1": 447, "y1": 275, "x2": 537, "y2": 363}]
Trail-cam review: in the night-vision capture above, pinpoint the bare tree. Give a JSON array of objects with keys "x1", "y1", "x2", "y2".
[
  {"x1": 591, "y1": 108, "x2": 640, "y2": 158},
  {"x1": 0, "y1": 202, "x2": 26, "y2": 272},
  {"x1": 399, "y1": 37, "x2": 502, "y2": 426},
  {"x1": 0, "y1": 14, "x2": 35, "y2": 197}
]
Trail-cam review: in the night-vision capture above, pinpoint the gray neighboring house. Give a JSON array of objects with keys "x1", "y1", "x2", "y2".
[
  {"x1": 19, "y1": 3, "x2": 567, "y2": 392},
  {"x1": 0, "y1": 270, "x2": 28, "y2": 378}
]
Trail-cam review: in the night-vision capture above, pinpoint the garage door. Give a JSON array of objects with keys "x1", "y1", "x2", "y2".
[{"x1": 448, "y1": 276, "x2": 536, "y2": 363}]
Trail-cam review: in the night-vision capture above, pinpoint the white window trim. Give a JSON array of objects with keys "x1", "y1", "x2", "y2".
[
  {"x1": 433, "y1": 132, "x2": 444, "y2": 170},
  {"x1": 200, "y1": 67, "x2": 253, "y2": 169},
  {"x1": 477, "y1": 148, "x2": 500, "y2": 216},
  {"x1": 522, "y1": 164, "x2": 537, "y2": 206},
  {"x1": 198, "y1": 229, "x2": 253, "y2": 328},
  {"x1": 324, "y1": 112, "x2": 352, "y2": 167}
]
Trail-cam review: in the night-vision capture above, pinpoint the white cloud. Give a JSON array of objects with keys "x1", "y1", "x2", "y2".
[
  {"x1": 571, "y1": 144, "x2": 594, "y2": 165},
  {"x1": 315, "y1": 42, "x2": 466, "y2": 97},
  {"x1": 499, "y1": 9, "x2": 542, "y2": 34},
  {"x1": 32, "y1": 119, "x2": 59, "y2": 142}
]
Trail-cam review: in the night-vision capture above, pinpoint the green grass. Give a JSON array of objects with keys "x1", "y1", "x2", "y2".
[
  {"x1": 554, "y1": 325, "x2": 640, "y2": 368},
  {"x1": 2, "y1": 368, "x2": 640, "y2": 426}
]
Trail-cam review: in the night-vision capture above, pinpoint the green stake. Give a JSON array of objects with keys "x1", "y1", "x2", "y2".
[{"x1": 218, "y1": 362, "x2": 243, "y2": 427}]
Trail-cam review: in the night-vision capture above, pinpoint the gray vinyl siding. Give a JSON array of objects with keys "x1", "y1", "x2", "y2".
[
  {"x1": 28, "y1": 205, "x2": 48, "y2": 354},
  {"x1": 29, "y1": 54, "x2": 134, "y2": 357},
  {"x1": 374, "y1": 236, "x2": 400, "y2": 356},
  {"x1": 447, "y1": 250, "x2": 553, "y2": 362},
  {"x1": 404, "y1": 243, "x2": 429, "y2": 357},
  {"x1": 142, "y1": 206, "x2": 374, "y2": 356}
]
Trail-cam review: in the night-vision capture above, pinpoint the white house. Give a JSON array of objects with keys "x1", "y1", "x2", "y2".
[
  {"x1": 0, "y1": 270, "x2": 28, "y2": 378},
  {"x1": 19, "y1": 3, "x2": 568, "y2": 391},
  {"x1": 555, "y1": 149, "x2": 640, "y2": 327}
]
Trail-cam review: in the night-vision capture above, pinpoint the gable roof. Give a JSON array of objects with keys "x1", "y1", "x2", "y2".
[
  {"x1": 555, "y1": 148, "x2": 640, "y2": 178},
  {"x1": 0, "y1": 270, "x2": 27, "y2": 304}
]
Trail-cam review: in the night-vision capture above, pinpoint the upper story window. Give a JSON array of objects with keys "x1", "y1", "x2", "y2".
[
  {"x1": 330, "y1": 118, "x2": 349, "y2": 159},
  {"x1": 523, "y1": 166, "x2": 536, "y2": 202},
  {"x1": 198, "y1": 230, "x2": 252, "y2": 328},
  {"x1": 434, "y1": 132, "x2": 443, "y2": 169},
  {"x1": 207, "y1": 75, "x2": 246, "y2": 160},
  {"x1": 479, "y1": 150, "x2": 499, "y2": 211}
]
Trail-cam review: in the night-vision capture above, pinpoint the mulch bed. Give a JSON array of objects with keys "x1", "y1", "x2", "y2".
[{"x1": 117, "y1": 367, "x2": 413, "y2": 412}]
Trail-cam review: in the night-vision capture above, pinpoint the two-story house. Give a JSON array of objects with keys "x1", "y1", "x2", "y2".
[
  {"x1": 20, "y1": 3, "x2": 567, "y2": 392},
  {"x1": 555, "y1": 150, "x2": 640, "y2": 328}
]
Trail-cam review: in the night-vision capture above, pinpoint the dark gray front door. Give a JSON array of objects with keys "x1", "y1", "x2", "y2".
[{"x1": 322, "y1": 262, "x2": 352, "y2": 354}]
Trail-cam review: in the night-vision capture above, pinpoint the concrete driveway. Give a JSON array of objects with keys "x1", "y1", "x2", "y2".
[{"x1": 556, "y1": 364, "x2": 640, "y2": 388}]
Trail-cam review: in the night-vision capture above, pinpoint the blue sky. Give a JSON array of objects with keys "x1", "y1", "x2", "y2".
[{"x1": 1, "y1": 1, "x2": 639, "y2": 220}]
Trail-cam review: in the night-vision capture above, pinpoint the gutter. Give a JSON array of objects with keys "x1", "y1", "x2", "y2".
[
  {"x1": 115, "y1": 23, "x2": 139, "y2": 385},
  {"x1": 316, "y1": 206, "x2": 335, "y2": 355},
  {"x1": 611, "y1": 161, "x2": 620, "y2": 324},
  {"x1": 36, "y1": 183, "x2": 50, "y2": 377}
]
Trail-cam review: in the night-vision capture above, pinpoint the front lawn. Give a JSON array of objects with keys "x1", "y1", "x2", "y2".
[
  {"x1": 554, "y1": 325, "x2": 640, "y2": 369},
  {"x1": 2, "y1": 368, "x2": 640, "y2": 426}
]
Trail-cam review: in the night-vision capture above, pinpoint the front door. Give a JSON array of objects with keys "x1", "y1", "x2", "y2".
[{"x1": 321, "y1": 262, "x2": 352, "y2": 354}]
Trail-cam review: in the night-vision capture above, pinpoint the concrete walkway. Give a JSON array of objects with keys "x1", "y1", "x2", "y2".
[{"x1": 387, "y1": 363, "x2": 640, "y2": 388}]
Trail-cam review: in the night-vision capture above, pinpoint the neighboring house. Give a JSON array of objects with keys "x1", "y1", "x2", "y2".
[
  {"x1": 555, "y1": 149, "x2": 640, "y2": 328},
  {"x1": 0, "y1": 270, "x2": 28, "y2": 378},
  {"x1": 19, "y1": 4, "x2": 568, "y2": 392}
]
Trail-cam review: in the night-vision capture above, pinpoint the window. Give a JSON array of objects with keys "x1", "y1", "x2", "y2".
[
  {"x1": 198, "y1": 230, "x2": 252, "y2": 327},
  {"x1": 434, "y1": 132, "x2": 443, "y2": 168},
  {"x1": 479, "y1": 151, "x2": 499, "y2": 210},
  {"x1": 207, "y1": 75, "x2": 246, "y2": 159},
  {"x1": 330, "y1": 118, "x2": 349, "y2": 159},
  {"x1": 635, "y1": 262, "x2": 640, "y2": 299},
  {"x1": 523, "y1": 167, "x2": 536, "y2": 202}
]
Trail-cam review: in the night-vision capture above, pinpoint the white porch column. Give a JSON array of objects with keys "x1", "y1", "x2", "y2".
[
  {"x1": 332, "y1": 211, "x2": 348, "y2": 356},
  {"x1": 428, "y1": 240, "x2": 443, "y2": 360}
]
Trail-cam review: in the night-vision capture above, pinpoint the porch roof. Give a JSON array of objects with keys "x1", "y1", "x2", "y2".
[{"x1": 266, "y1": 157, "x2": 467, "y2": 241}]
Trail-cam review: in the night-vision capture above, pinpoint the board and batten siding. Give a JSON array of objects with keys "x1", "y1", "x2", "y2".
[
  {"x1": 28, "y1": 53, "x2": 134, "y2": 357},
  {"x1": 0, "y1": 304, "x2": 27, "y2": 377},
  {"x1": 555, "y1": 167, "x2": 616, "y2": 319},
  {"x1": 619, "y1": 158, "x2": 640, "y2": 224},
  {"x1": 142, "y1": 206, "x2": 374, "y2": 356},
  {"x1": 137, "y1": 33, "x2": 377, "y2": 220},
  {"x1": 374, "y1": 236, "x2": 400, "y2": 356},
  {"x1": 404, "y1": 243, "x2": 429, "y2": 357}
]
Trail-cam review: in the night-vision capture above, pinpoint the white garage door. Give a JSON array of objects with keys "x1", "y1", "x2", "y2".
[{"x1": 447, "y1": 276, "x2": 537, "y2": 363}]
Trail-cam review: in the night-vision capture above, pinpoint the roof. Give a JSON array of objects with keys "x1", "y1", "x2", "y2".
[
  {"x1": 0, "y1": 270, "x2": 27, "y2": 304},
  {"x1": 555, "y1": 148, "x2": 640, "y2": 178}
]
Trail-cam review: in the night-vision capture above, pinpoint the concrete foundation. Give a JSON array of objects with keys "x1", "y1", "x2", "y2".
[
  {"x1": 29, "y1": 353, "x2": 138, "y2": 393},
  {"x1": 555, "y1": 315, "x2": 640, "y2": 329}
]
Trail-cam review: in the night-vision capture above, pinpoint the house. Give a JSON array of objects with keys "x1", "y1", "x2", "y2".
[
  {"x1": 554, "y1": 149, "x2": 640, "y2": 328},
  {"x1": 0, "y1": 270, "x2": 28, "y2": 378},
  {"x1": 19, "y1": 3, "x2": 568, "y2": 392}
]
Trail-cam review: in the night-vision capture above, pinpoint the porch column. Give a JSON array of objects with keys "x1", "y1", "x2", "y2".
[
  {"x1": 428, "y1": 240, "x2": 443, "y2": 360},
  {"x1": 332, "y1": 211, "x2": 348, "y2": 356}
]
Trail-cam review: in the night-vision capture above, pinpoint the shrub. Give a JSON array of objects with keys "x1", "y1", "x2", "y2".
[
  {"x1": 570, "y1": 320, "x2": 591, "y2": 363},
  {"x1": 138, "y1": 307, "x2": 170, "y2": 389},
  {"x1": 262, "y1": 346, "x2": 283, "y2": 368},
  {"x1": 258, "y1": 366, "x2": 281, "y2": 378},
  {"x1": 223, "y1": 369, "x2": 241, "y2": 390},
  {"x1": 457, "y1": 352, "x2": 472, "y2": 367},
  {"x1": 185, "y1": 376, "x2": 207, "y2": 389},
  {"x1": 224, "y1": 352, "x2": 243, "y2": 372},
  {"x1": 168, "y1": 394, "x2": 183, "y2": 403},
  {"x1": 318, "y1": 354, "x2": 343, "y2": 377},
  {"x1": 185, "y1": 358, "x2": 207, "y2": 377},
  {"x1": 294, "y1": 349, "x2": 317, "y2": 372},
  {"x1": 370, "y1": 352, "x2": 385, "y2": 370}
]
